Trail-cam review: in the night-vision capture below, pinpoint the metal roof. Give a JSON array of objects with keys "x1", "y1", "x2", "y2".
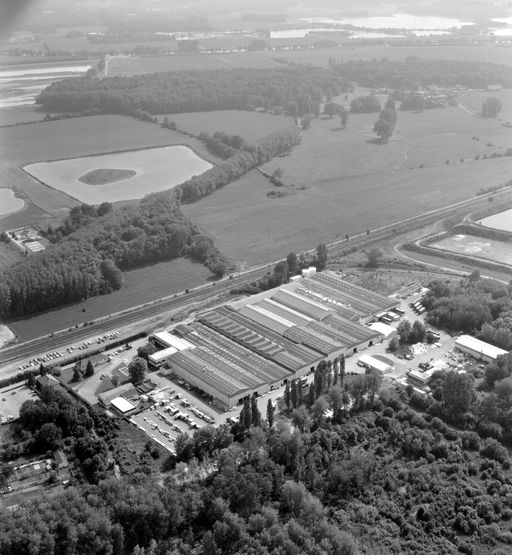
[
  {"x1": 111, "y1": 397, "x2": 136, "y2": 413},
  {"x1": 455, "y1": 335, "x2": 508, "y2": 359},
  {"x1": 272, "y1": 288, "x2": 333, "y2": 320}
]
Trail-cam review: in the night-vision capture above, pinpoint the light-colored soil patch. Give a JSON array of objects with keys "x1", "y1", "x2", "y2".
[
  {"x1": 0, "y1": 188, "x2": 25, "y2": 216},
  {"x1": 431, "y1": 233, "x2": 512, "y2": 266},
  {"x1": 24, "y1": 145, "x2": 212, "y2": 204},
  {"x1": 78, "y1": 168, "x2": 137, "y2": 185},
  {"x1": 0, "y1": 384, "x2": 37, "y2": 420},
  {"x1": 0, "y1": 324, "x2": 16, "y2": 348},
  {"x1": 478, "y1": 208, "x2": 512, "y2": 232}
]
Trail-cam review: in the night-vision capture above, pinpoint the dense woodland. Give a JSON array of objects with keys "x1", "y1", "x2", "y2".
[
  {"x1": 37, "y1": 67, "x2": 350, "y2": 116},
  {"x1": 0, "y1": 127, "x2": 301, "y2": 317},
  {"x1": 2, "y1": 353, "x2": 512, "y2": 554},
  {"x1": 423, "y1": 276, "x2": 512, "y2": 350},
  {"x1": 329, "y1": 58, "x2": 512, "y2": 89}
]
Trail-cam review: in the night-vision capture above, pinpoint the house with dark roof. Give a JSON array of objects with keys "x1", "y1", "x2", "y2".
[{"x1": 36, "y1": 374, "x2": 60, "y2": 389}]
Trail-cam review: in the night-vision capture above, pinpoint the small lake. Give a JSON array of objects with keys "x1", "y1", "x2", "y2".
[
  {"x1": 0, "y1": 188, "x2": 24, "y2": 216},
  {"x1": 23, "y1": 146, "x2": 213, "y2": 204},
  {"x1": 477, "y1": 209, "x2": 512, "y2": 232},
  {"x1": 300, "y1": 14, "x2": 473, "y2": 30},
  {"x1": 0, "y1": 64, "x2": 91, "y2": 109},
  {"x1": 432, "y1": 233, "x2": 512, "y2": 266}
]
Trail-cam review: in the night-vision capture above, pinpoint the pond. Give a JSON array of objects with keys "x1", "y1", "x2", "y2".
[
  {"x1": 23, "y1": 145, "x2": 213, "y2": 204},
  {"x1": 477, "y1": 209, "x2": 512, "y2": 232},
  {"x1": 431, "y1": 233, "x2": 512, "y2": 266},
  {"x1": 0, "y1": 188, "x2": 25, "y2": 216}
]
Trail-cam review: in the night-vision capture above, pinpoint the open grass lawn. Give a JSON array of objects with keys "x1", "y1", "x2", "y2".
[
  {"x1": 261, "y1": 106, "x2": 512, "y2": 184},
  {"x1": 8, "y1": 257, "x2": 213, "y2": 341},
  {"x1": 261, "y1": 45, "x2": 512, "y2": 67},
  {"x1": 0, "y1": 115, "x2": 213, "y2": 165},
  {"x1": 169, "y1": 110, "x2": 294, "y2": 144},
  {"x1": 457, "y1": 88, "x2": 512, "y2": 125},
  {"x1": 183, "y1": 157, "x2": 512, "y2": 265},
  {"x1": 108, "y1": 52, "x2": 282, "y2": 76},
  {"x1": 107, "y1": 45, "x2": 512, "y2": 77}
]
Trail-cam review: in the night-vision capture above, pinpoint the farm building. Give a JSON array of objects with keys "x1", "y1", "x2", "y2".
[{"x1": 455, "y1": 335, "x2": 508, "y2": 363}]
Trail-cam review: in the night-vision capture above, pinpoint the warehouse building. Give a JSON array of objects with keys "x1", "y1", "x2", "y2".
[
  {"x1": 455, "y1": 335, "x2": 508, "y2": 363},
  {"x1": 358, "y1": 354, "x2": 393, "y2": 374}
]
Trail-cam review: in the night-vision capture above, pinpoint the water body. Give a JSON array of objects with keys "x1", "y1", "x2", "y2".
[
  {"x1": 478, "y1": 209, "x2": 512, "y2": 232},
  {"x1": 432, "y1": 234, "x2": 512, "y2": 266},
  {"x1": 301, "y1": 14, "x2": 473, "y2": 30},
  {"x1": 270, "y1": 29, "x2": 402, "y2": 39},
  {"x1": 0, "y1": 188, "x2": 25, "y2": 216},
  {"x1": 0, "y1": 64, "x2": 91, "y2": 109},
  {"x1": 24, "y1": 145, "x2": 213, "y2": 204}
]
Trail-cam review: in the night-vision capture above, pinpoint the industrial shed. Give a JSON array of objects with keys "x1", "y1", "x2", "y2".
[
  {"x1": 368, "y1": 322, "x2": 397, "y2": 340},
  {"x1": 455, "y1": 335, "x2": 508, "y2": 363},
  {"x1": 357, "y1": 354, "x2": 393, "y2": 374}
]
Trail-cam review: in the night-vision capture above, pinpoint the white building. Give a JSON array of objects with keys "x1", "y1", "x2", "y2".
[
  {"x1": 455, "y1": 335, "x2": 507, "y2": 364},
  {"x1": 357, "y1": 354, "x2": 393, "y2": 374}
]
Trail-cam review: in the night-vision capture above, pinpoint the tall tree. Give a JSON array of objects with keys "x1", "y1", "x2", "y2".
[
  {"x1": 286, "y1": 252, "x2": 298, "y2": 276},
  {"x1": 316, "y1": 244, "x2": 328, "y2": 271},
  {"x1": 266, "y1": 398, "x2": 275, "y2": 428},
  {"x1": 128, "y1": 357, "x2": 147, "y2": 384},
  {"x1": 291, "y1": 380, "x2": 298, "y2": 409},
  {"x1": 250, "y1": 394, "x2": 261, "y2": 428},
  {"x1": 284, "y1": 382, "x2": 291, "y2": 412},
  {"x1": 72, "y1": 362, "x2": 82, "y2": 383},
  {"x1": 84, "y1": 360, "x2": 94, "y2": 378},
  {"x1": 482, "y1": 97, "x2": 502, "y2": 118}
]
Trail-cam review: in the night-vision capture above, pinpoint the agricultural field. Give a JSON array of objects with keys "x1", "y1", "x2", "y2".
[
  {"x1": 107, "y1": 52, "x2": 282, "y2": 76},
  {"x1": 169, "y1": 110, "x2": 294, "y2": 144},
  {"x1": 8, "y1": 257, "x2": 213, "y2": 341},
  {"x1": 0, "y1": 106, "x2": 47, "y2": 126},
  {"x1": 0, "y1": 115, "x2": 214, "y2": 165},
  {"x1": 24, "y1": 145, "x2": 212, "y2": 204},
  {"x1": 183, "y1": 157, "x2": 512, "y2": 265},
  {"x1": 107, "y1": 45, "x2": 512, "y2": 77}
]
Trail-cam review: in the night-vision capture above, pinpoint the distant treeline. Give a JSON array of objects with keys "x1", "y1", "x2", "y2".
[
  {"x1": 329, "y1": 57, "x2": 512, "y2": 89},
  {"x1": 37, "y1": 67, "x2": 350, "y2": 115},
  {"x1": 0, "y1": 127, "x2": 300, "y2": 317}
]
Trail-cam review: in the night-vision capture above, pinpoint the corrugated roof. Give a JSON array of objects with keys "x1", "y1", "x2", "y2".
[
  {"x1": 258, "y1": 298, "x2": 312, "y2": 326},
  {"x1": 272, "y1": 289, "x2": 333, "y2": 320},
  {"x1": 149, "y1": 346, "x2": 178, "y2": 363},
  {"x1": 153, "y1": 331, "x2": 196, "y2": 351},
  {"x1": 455, "y1": 335, "x2": 508, "y2": 359}
]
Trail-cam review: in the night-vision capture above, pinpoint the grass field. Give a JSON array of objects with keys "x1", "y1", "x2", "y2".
[
  {"x1": 108, "y1": 45, "x2": 512, "y2": 77},
  {"x1": 260, "y1": 105, "x2": 512, "y2": 183},
  {"x1": 169, "y1": 110, "x2": 294, "y2": 144},
  {"x1": 183, "y1": 157, "x2": 512, "y2": 265},
  {"x1": 457, "y1": 89, "x2": 512, "y2": 125},
  {"x1": 0, "y1": 115, "x2": 214, "y2": 165},
  {"x1": 8, "y1": 258, "x2": 213, "y2": 341}
]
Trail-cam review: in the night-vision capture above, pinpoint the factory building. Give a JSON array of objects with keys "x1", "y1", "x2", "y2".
[
  {"x1": 148, "y1": 271, "x2": 400, "y2": 407},
  {"x1": 455, "y1": 335, "x2": 508, "y2": 364}
]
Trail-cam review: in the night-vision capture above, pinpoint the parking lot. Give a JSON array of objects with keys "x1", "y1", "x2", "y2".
[
  {"x1": 0, "y1": 383, "x2": 37, "y2": 421},
  {"x1": 130, "y1": 379, "x2": 217, "y2": 453}
]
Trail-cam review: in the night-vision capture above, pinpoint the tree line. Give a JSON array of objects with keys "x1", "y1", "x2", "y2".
[
  {"x1": 37, "y1": 67, "x2": 350, "y2": 116},
  {"x1": 0, "y1": 127, "x2": 300, "y2": 317},
  {"x1": 329, "y1": 57, "x2": 512, "y2": 89}
]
